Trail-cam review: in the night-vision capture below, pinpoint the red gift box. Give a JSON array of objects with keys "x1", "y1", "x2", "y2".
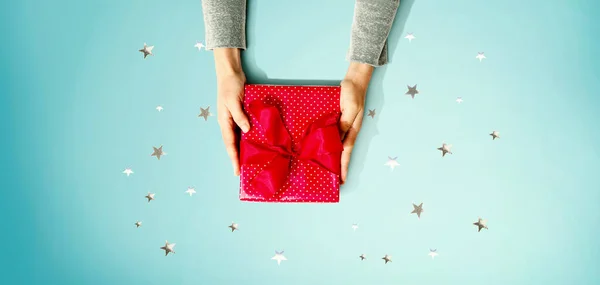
[{"x1": 239, "y1": 84, "x2": 343, "y2": 203}]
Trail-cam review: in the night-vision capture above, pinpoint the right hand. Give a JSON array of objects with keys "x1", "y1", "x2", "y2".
[{"x1": 214, "y1": 48, "x2": 251, "y2": 176}]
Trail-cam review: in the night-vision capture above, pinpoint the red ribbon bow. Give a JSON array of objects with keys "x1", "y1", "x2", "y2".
[{"x1": 240, "y1": 100, "x2": 343, "y2": 197}]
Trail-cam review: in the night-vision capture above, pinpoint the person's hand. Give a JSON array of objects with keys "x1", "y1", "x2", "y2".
[
  {"x1": 214, "y1": 48, "x2": 250, "y2": 176},
  {"x1": 339, "y1": 62, "x2": 374, "y2": 184}
]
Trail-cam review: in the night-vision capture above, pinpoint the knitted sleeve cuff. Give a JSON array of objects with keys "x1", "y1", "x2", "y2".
[
  {"x1": 346, "y1": 0, "x2": 400, "y2": 67},
  {"x1": 202, "y1": 0, "x2": 247, "y2": 50}
]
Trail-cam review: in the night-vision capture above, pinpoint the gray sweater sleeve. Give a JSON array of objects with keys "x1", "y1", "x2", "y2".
[
  {"x1": 346, "y1": 0, "x2": 400, "y2": 66},
  {"x1": 201, "y1": 0, "x2": 399, "y2": 66},
  {"x1": 201, "y1": 0, "x2": 247, "y2": 50}
]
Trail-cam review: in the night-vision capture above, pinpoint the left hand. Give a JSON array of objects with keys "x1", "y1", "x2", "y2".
[{"x1": 339, "y1": 62, "x2": 374, "y2": 184}]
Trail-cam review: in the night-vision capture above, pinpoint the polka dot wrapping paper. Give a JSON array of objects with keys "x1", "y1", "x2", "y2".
[{"x1": 239, "y1": 84, "x2": 342, "y2": 203}]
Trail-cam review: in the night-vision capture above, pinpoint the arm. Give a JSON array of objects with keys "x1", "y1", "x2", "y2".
[
  {"x1": 346, "y1": 0, "x2": 400, "y2": 67},
  {"x1": 201, "y1": 0, "x2": 247, "y2": 50},
  {"x1": 202, "y1": 0, "x2": 250, "y2": 176},
  {"x1": 339, "y1": 0, "x2": 400, "y2": 184}
]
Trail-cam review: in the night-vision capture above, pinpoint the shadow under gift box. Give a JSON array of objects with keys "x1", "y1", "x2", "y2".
[{"x1": 239, "y1": 84, "x2": 343, "y2": 203}]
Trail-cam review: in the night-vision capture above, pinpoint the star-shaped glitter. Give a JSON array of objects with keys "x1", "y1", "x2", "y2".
[
  {"x1": 272, "y1": 250, "x2": 287, "y2": 265},
  {"x1": 185, "y1": 187, "x2": 196, "y2": 196},
  {"x1": 367, "y1": 109, "x2": 376, "y2": 118},
  {"x1": 122, "y1": 168, "x2": 134, "y2": 177},
  {"x1": 198, "y1": 106, "x2": 212, "y2": 121},
  {"x1": 429, "y1": 249, "x2": 438, "y2": 259},
  {"x1": 406, "y1": 85, "x2": 419, "y2": 99},
  {"x1": 382, "y1": 254, "x2": 392, "y2": 264},
  {"x1": 359, "y1": 254, "x2": 366, "y2": 260},
  {"x1": 139, "y1": 43, "x2": 154, "y2": 59},
  {"x1": 456, "y1": 97, "x2": 463, "y2": 103},
  {"x1": 351, "y1": 223, "x2": 359, "y2": 231},
  {"x1": 384, "y1": 156, "x2": 400, "y2": 171},
  {"x1": 411, "y1": 202, "x2": 424, "y2": 218},
  {"x1": 160, "y1": 240, "x2": 176, "y2": 256},
  {"x1": 156, "y1": 106, "x2": 163, "y2": 112},
  {"x1": 476, "y1": 52, "x2": 486, "y2": 62},
  {"x1": 151, "y1": 145, "x2": 165, "y2": 160},
  {"x1": 473, "y1": 217, "x2": 488, "y2": 232},
  {"x1": 194, "y1": 41, "x2": 205, "y2": 51},
  {"x1": 228, "y1": 222, "x2": 238, "y2": 232},
  {"x1": 405, "y1": 33, "x2": 415, "y2": 43},
  {"x1": 135, "y1": 221, "x2": 142, "y2": 228},
  {"x1": 437, "y1": 143, "x2": 452, "y2": 157},
  {"x1": 145, "y1": 192, "x2": 155, "y2": 203},
  {"x1": 490, "y1": 131, "x2": 500, "y2": 140}
]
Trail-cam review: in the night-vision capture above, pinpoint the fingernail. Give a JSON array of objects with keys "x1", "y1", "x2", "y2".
[{"x1": 241, "y1": 123, "x2": 250, "y2": 133}]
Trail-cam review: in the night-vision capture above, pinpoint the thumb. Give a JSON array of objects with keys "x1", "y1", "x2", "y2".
[
  {"x1": 339, "y1": 106, "x2": 359, "y2": 140},
  {"x1": 226, "y1": 98, "x2": 251, "y2": 133}
]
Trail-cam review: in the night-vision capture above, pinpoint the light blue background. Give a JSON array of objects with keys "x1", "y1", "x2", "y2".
[{"x1": 2, "y1": 0, "x2": 599, "y2": 284}]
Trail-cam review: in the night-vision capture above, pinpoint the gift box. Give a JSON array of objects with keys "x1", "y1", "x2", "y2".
[{"x1": 239, "y1": 84, "x2": 343, "y2": 203}]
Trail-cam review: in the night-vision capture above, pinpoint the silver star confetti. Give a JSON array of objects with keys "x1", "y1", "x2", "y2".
[
  {"x1": 429, "y1": 249, "x2": 438, "y2": 259},
  {"x1": 437, "y1": 143, "x2": 452, "y2": 157},
  {"x1": 160, "y1": 240, "x2": 176, "y2": 256},
  {"x1": 194, "y1": 41, "x2": 205, "y2": 51},
  {"x1": 228, "y1": 222, "x2": 238, "y2": 232},
  {"x1": 473, "y1": 217, "x2": 488, "y2": 232},
  {"x1": 359, "y1": 254, "x2": 366, "y2": 260},
  {"x1": 384, "y1": 156, "x2": 400, "y2": 171},
  {"x1": 406, "y1": 85, "x2": 419, "y2": 99},
  {"x1": 185, "y1": 187, "x2": 196, "y2": 196},
  {"x1": 405, "y1": 32, "x2": 415, "y2": 43},
  {"x1": 490, "y1": 131, "x2": 500, "y2": 140},
  {"x1": 145, "y1": 192, "x2": 155, "y2": 203},
  {"x1": 367, "y1": 109, "x2": 376, "y2": 118},
  {"x1": 151, "y1": 145, "x2": 165, "y2": 160},
  {"x1": 476, "y1": 52, "x2": 486, "y2": 62},
  {"x1": 135, "y1": 221, "x2": 142, "y2": 228},
  {"x1": 271, "y1": 250, "x2": 287, "y2": 265},
  {"x1": 382, "y1": 254, "x2": 392, "y2": 264},
  {"x1": 198, "y1": 106, "x2": 212, "y2": 121},
  {"x1": 139, "y1": 43, "x2": 154, "y2": 59},
  {"x1": 411, "y1": 202, "x2": 424, "y2": 218},
  {"x1": 122, "y1": 168, "x2": 133, "y2": 177}
]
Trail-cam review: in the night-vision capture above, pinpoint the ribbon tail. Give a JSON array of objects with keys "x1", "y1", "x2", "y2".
[
  {"x1": 240, "y1": 139, "x2": 280, "y2": 165},
  {"x1": 250, "y1": 155, "x2": 291, "y2": 197}
]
